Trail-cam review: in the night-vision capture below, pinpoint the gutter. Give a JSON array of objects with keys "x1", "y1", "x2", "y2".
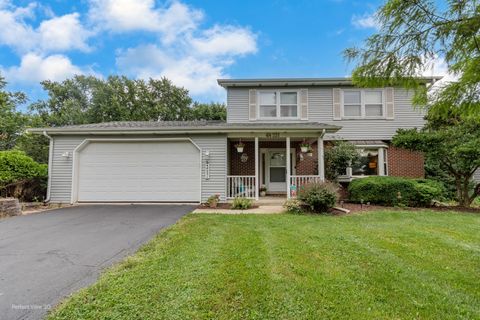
[{"x1": 43, "y1": 131, "x2": 53, "y2": 203}]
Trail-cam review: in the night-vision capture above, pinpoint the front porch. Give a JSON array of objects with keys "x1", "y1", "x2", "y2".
[{"x1": 226, "y1": 134, "x2": 325, "y2": 200}]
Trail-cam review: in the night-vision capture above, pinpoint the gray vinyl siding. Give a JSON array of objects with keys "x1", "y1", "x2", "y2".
[
  {"x1": 226, "y1": 87, "x2": 425, "y2": 140},
  {"x1": 49, "y1": 134, "x2": 227, "y2": 203}
]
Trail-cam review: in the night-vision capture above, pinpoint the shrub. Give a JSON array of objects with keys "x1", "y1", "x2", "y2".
[
  {"x1": 0, "y1": 150, "x2": 48, "y2": 201},
  {"x1": 348, "y1": 176, "x2": 445, "y2": 207},
  {"x1": 206, "y1": 194, "x2": 220, "y2": 208},
  {"x1": 232, "y1": 197, "x2": 253, "y2": 210},
  {"x1": 298, "y1": 182, "x2": 338, "y2": 213},
  {"x1": 283, "y1": 199, "x2": 304, "y2": 214}
]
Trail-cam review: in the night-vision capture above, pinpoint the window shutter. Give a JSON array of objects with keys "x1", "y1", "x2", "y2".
[
  {"x1": 249, "y1": 89, "x2": 257, "y2": 120},
  {"x1": 332, "y1": 88, "x2": 341, "y2": 120},
  {"x1": 385, "y1": 87, "x2": 394, "y2": 120},
  {"x1": 300, "y1": 89, "x2": 308, "y2": 120}
]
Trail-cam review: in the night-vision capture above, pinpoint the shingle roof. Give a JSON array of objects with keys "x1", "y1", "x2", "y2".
[
  {"x1": 217, "y1": 77, "x2": 443, "y2": 87},
  {"x1": 27, "y1": 120, "x2": 341, "y2": 134}
]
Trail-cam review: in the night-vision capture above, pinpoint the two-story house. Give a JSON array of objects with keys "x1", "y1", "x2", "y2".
[{"x1": 28, "y1": 77, "x2": 440, "y2": 204}]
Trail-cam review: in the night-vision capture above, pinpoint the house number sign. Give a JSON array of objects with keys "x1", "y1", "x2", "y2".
[{"x1": 265, "y1": 132, "x2": 281, "y2": 138}]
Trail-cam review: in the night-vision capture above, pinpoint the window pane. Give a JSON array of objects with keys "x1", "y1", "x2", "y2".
[
  {"x1": 365, "y1": 104, "x2": 383, "y2": 116},
  {"x1": 280, "y1": 105, "x2": 297, "y2": 117},
  {"x1": 365, "y1": 91, "x2": 382, "y2": 104},
  {"x1": 259, "y1": 92, "x2": 276, "y2": 105},
  {"x1": 344, "y1": 105, "x2": 361, "y2": 117},
  {"x1": 344, "y1": 91, "x2": 360, "y2": 104},
  {"x1": 270, "y1": 152, "x2": 286, "y2": 167},
  {"x1": 270, "y1": 167, "x2": 286, "y2": 182},
  {"x1": 260, "y1": 105, "x2": 276, "y2": 117},
  {"x1": 352, "y1": 149, "x2": 378, "y2": 175},
  {"x1": 280, "y1": 92, "x2": 297, "y2": 104}
]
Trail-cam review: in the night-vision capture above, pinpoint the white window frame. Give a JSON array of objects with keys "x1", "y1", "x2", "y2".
[
  {"x1": 257, "y1": 90, "x2": 300, "y2": 120},
  {"x1": 351, "y1": 146, "x2": 388, "y2": 177},
  {"x1": 341, "y1": 89, "x2": 385, "y2": 120}
]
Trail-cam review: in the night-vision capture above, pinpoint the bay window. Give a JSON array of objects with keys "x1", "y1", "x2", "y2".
[
  {"x1": 351, "y1": 147, "x2": 387, "y2": 176},
  {"x1": 259, "y1": 91, "x2": 298, "y2": 119}
]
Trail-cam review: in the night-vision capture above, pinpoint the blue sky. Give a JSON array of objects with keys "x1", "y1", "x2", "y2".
[{"x1": 0, "y1": 0, "x2": 384, "y2": 105}]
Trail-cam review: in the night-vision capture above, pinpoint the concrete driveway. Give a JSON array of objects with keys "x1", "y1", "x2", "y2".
[{"x1": 0, "y1": 204, "x2": 194, "y2": 320}]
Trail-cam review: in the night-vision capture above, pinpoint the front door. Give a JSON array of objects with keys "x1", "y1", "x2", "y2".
[{"x1": 267, "y1": 151, "x2": 287, "y2": 192}]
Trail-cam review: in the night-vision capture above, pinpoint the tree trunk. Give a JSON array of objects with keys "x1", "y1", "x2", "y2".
[{"x1": 459, "y1": 178, "x2": 472, "y2": 207}]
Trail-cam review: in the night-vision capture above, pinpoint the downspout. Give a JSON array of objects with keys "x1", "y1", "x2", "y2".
[{"x1": 43, "y1": 131, "x2": 53, "y2": 203}]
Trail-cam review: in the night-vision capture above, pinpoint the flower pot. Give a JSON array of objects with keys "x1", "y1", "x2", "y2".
[
  {"x1": 260, "y1": 191, "x2": 266, "y2": 197},
  {"x1": 306, "y1": 152, "x2": 313, "y2": 157},
  {"x1": 300, "y1": 146, "x2": 309, "y2": 153},
  {"x1": 236, "y1": 146, "x2": 244, "y2": 153}
]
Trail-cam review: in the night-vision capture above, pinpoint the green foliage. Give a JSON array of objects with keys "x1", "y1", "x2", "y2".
[
  {"x1": 231, "y1": 197, "x2": 253, "y2": 210},
  {"x1": 0, "y1": 150, "x2": 47, "y2": 201},
  {"x1": 188, "y1": 102, "x2": 226, "y2": 121},
  {"x1": 30, "y1": 75, "x2": 193, "y2": 126},
  {"x1": 392, "y1": 122, "x2": 480, "y2": 206},
  {"x1": 324, "y1": 141, "x2": 360, "y2": 181},
  {"x1": 298, "y1": 182, "x2": 338, "y2": 213},
  {"x1": 0, "y1": 74, "x2": 28, "y2": 150},
  {"x1": 283, "y1": 198, "x2": 304, "y2": 214},
  {"x1": 206, "y1": 194, "x2": 220, "y2": 208},
  {"x1": 348, "y1": 176, "x2": 445, "y2": 207},
  {"x1": 344, "y1": 0, "x2": 480, "y2": 120}
]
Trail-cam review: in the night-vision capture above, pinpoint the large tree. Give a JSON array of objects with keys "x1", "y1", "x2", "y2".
[
  {"x1": 0, "y1": 74, "x2": 28, "y2": 150},
  {"x1": 30, "y1": 75, "x2": 194, "y2": 126},
  {"x1": 392, "y1": 122, "x2": 480, "y2": 207},
  {"x1": 344, "y1": 0, "x2": 480, "y2": 119},
  {"x1": 188, "y1": 102, "x2": 226, "y2": 121}
]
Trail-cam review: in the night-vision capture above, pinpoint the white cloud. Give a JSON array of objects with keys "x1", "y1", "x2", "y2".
[
  {"x1": 0, "y1": 2, "x2": 92, "y2": 54},
  {"x1": 352, "y1": 13, "x2": 379, "y2": 29},
  {"x1": 88, "y1": 0, "x2": 203, "y2": 43},
  {"x1": 38, "y1": 13, "x2": 93, "y2": 52},
  {"x1": 190, "y1": 25, "x2": 257, "y2": 57},
  {"x1": 2, "y1": 53, "x2": 90, "y2": 83},
  {"x1": 116, "y1": 45, "x2": 226, "y2": 97}
]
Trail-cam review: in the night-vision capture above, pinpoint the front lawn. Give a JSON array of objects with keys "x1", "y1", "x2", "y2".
[{"x1": 49, "y1": 210, "x2": 479, "y2": 320}]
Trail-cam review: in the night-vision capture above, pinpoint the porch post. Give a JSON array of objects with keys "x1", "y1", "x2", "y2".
[
  {"x1": 255, "y1": 136, "x2": 259, "y2": 200},
  {"x1": 318, "y1": 136, "x2": 325, "y2": 181},
  {"x1": 378, "y1": 147, "x2": 385, "y2": 176},
  {"x1": 286, "y1": 136, "x2": 291, "y2": 198}
]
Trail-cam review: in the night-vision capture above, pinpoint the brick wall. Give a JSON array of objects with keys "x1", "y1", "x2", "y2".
[
  {"x1": 229, "y1": 140, "x2": 320, "y2": 176},
  {"x1": 387, "y1": 146, "x2": 425, "y2": 178}
]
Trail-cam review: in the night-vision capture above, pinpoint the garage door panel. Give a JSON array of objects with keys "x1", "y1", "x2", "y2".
[{"x1": 77, "y1": 141, "x2": 200, "y2": 202}]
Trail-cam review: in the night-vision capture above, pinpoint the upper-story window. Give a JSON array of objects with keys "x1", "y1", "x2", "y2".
[
  {"x1": 258, "y1": 91, "x2": 298, "y2": 119},
  {"x1": 342, "y1": 89, "x2": 384, "y2": 119}
]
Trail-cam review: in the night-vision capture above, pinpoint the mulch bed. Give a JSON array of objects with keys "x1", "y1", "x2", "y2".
[
  {"x1": 339, "y1": 202, "x2": 480, "y2": 214},
  {"x1": 197, "y1": 203, "x2": 260, "y2": 210}
]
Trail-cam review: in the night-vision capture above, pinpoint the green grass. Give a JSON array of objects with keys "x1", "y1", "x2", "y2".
[{"x1": 48, "y1": 210, "x2": 480, "y2": 320}]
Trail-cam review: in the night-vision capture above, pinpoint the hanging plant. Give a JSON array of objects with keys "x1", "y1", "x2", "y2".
[
  {"x1": 235, "y1": 141, "x2": 245, "y2": 153},
  {"x1": 300, "y1": 141, "x2": 311, "y2": 153}
]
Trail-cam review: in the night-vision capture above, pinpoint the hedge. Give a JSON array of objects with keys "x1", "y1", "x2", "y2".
[
  {"x1": 0, "y1": 150, "x2": 48, "y2": 201},
  {"x1": 348, "y1": 176, "x2": 445, "y2": 207}
]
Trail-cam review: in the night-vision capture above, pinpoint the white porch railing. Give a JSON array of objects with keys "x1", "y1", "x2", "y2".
[
  {"x1": 289, "y1": 175, "x2": 323, "y2": 197},
  {"x1": 227, "y1": 176, "x2": 256, "y2": 199}
]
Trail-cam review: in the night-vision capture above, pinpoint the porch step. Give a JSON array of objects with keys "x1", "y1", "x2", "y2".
[{"x1": 254, "y1": 196, "x2": 286, "y2": 206}]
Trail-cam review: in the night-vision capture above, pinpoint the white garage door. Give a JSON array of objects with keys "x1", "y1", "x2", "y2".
[{"x1": 77, "y1": 140, "x2": 201, "y2": 202}]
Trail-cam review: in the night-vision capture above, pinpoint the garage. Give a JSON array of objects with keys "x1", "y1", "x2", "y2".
[{"x1": 75, "y1": 140, "x2": 201, "y2": 202}]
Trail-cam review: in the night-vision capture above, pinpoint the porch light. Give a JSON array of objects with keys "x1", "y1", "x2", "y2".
[
  {"x1": 61, "y1": 151, "x2": 71, "y2": 159},
  {"x1": 235, "y1": 140, "x2": 245, "y2": 153}
]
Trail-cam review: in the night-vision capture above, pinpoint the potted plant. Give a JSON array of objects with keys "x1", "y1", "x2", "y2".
[
  {"x1": 235, "y1": 141, "x2": 245, "y2": 153},
  {"x1": 206, "y1": 194, "x2": 220, "y2": 208},
  {"x1": 259, "y1": 185, "x2": 267, "y2": 197},
  {"x1": 300, "y1": 142, "x2": 311, "y2": 153}
]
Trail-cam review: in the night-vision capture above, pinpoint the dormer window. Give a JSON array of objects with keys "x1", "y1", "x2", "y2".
[{"x1": 258, "y1": 91, "x2": 299, "y2": 119}]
